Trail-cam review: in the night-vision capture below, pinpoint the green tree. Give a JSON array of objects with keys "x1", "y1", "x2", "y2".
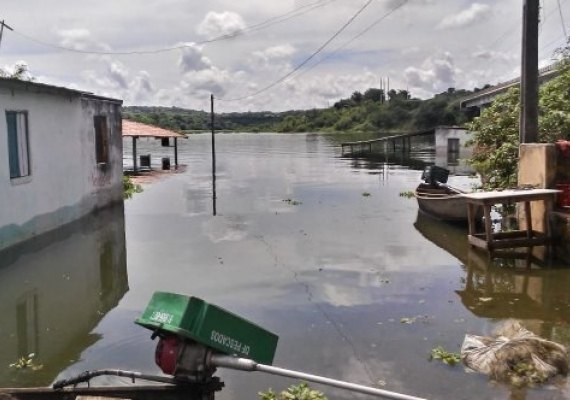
[
  {"x1": 351, "y1": 91, "x2": 363, "y2": 104},
  {"x1": 468, "y1": 63, "x2": 570, "y2": 189},
  {"x1": 363, "y1": 88, "x2": 384, "y2": 102}
]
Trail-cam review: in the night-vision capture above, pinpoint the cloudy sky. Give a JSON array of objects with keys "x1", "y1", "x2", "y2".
[{"x1": 1, "y1": 0, "x2": 568, "y2": 111}]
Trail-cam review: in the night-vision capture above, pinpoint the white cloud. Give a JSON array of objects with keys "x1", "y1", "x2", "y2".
[
  {"x1": 0, "y1": 61, "x2": 33, "y2": 80},
  {"x1": 472, "y1": 49, "x2": 516, "y2": 62},
  {"x1": 249, "y1": 44, "x2": 296, "y2": 70},
  {"x1": 178, "y1": 43, "x2": 212, "y2": 73},
  {"x1": 0, "y1": 0, "x2": 547, "y2": 111},
  {"x1": 131, "y1": 71, "x2": 154, "y2": 103},
  {"x1": 56, "y1": 28, "x2": 111, "y2": 51},
  {"x1": 405, "y1": 52, "x2": 458, "y2": 95},
  {"x1": 253, "y1": 44, "x2": 296, "y2": 62},
  {"x1": 196, "y1": 11, "x2": 246, "y2": 39},
  {"x1": 108, "y1": 61, "x2": 129, "y2": 89},
  {"x1": 180, "y1": 67, "x2": 231, "y2": 97},
  {"x1": 437, "y1": 3, "x2": 491, "y2": 30}
]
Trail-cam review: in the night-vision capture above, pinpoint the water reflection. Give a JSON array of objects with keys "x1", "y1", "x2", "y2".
[
  {"x1": 414, "y1": 212, "x2": 570, "y2": 341},
  {"x1": 0, "y1": 205, "x2": 128, "y2": 387}
]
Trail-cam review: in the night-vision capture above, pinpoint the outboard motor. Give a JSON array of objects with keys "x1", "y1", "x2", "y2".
[{"x1": 421, "y1": 165, "x2": 450, "y2": 186}]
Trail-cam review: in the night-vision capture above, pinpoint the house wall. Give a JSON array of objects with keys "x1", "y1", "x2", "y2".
[
  {"x1": 518, "y1": 143, "x2": 570, "y2": 261},
  {"x1": 0, "y1": 86, "x2": 123, "y2": 251},
  {"x1": 434, "y1": 126, "x2": 474, "y2": 175}
]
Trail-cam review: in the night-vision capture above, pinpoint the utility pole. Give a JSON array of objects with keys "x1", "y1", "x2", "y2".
[
  {"x1": 0, "y1": 20, "x2": 14, "y2": 49},
  {"x1": 210, "y1": 94, "x2": 217, "y2": 216},
  {"x1": 520, "y1": 0, "x2": 540, "y2": 143}
]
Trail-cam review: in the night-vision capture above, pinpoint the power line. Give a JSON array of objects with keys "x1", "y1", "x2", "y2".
[
  {"x1": 295, "y1": 0, "x2": 409, "y2": 79},
  {"x1": 218, "y1": 0, "x2": 376, "y2": 102},
  {"x1": 5, "y1": 0, "x2": 335, "y2": 56}
]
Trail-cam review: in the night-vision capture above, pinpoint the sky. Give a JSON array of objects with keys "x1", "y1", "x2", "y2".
[{"x1": 0, "y1": 0, "x2": 568, "y2": 112}]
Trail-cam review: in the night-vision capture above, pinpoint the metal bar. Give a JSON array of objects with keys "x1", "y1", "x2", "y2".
[
  {"x1": 52, "y1": 369, "x2": 186, "y2": 389},
  {"x1": 211, "y1": 355, "x2": 427, "y2": 400}
]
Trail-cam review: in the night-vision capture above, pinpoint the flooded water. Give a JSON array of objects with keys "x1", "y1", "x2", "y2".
[{"x1": 2, "y1": 133, "x2": 570, "y2": 400}]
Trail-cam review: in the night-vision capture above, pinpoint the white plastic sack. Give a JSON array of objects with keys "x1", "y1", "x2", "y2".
[{"x1": 461, "y1": 320, "x2": 568, "y2": 385}]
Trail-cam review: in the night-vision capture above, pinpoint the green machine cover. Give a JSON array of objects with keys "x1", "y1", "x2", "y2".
[{"x1": 136, "y1": 292, "x2": 278, "y2": 365}]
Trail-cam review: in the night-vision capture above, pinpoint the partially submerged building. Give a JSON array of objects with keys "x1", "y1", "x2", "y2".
[{"x1": 0, "y1": 78, "x2": 123, "y2": 251}]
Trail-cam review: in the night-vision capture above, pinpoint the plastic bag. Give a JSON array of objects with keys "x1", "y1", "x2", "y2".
[{"x1": 461, "y1": 320, "x2": 568, "y2": 385}]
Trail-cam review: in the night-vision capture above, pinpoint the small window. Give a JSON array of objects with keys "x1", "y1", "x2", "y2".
[
  {"x1": 94, "y1": 115, "x2": 109, "y2": 164},
  {"x1": 447, "y1": 138, "x2": 460, "y2": 166},
  {"x1": 448, "y1": 138, "x2": 460, "y2": 153},
  {"x1": 6, "y1": 111, "x2": 30, "y2": 179}
]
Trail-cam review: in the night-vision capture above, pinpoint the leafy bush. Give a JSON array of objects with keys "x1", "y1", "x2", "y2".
[{"x1": 468, "y1": 63, "x2": 570, "y2": 189}]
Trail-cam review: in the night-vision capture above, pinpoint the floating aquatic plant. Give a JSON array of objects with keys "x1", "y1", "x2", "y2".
[
  {"x1": 9, "y1": 353, "x2": 43, "y2": 371},
  {"x1": 429, "y1": 347, "x2": 461, "y2": 366},
  {"x1": 259, "y1": 382, "x2": 327, "y2": 400},
  {"x1": 283, "y1": 199, "x2": 302, "y2": 206}
]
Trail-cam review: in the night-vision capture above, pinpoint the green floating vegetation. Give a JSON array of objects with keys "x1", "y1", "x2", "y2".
[
  {"x1": 429, "y1": 347, "x2": 461, "y2": 366},
  {"x1": 507, "y1": 362, "x2": 549, "y2": 387},
  {"x1": 399, "y1": 191, "x2": 415, "y2": 198},
  {"x1": 9, "y1": 353, "x2": 43, "y2": 371},
  {"x1": 283, "y1": 199, "x2": 302, "y2": 206},
  {"x1": 123, "y1": 175, "x2": 143, "y2": 199},
  {"x1": 259, "y1": 382, "x2": 327, "y2": 400}
]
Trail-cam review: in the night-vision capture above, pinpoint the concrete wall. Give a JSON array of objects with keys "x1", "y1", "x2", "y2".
[
  {"x1": 518, "y1": 143, "x2": 570, "y2": 260},
  {"x1": 0, "y1": 84, "x2": 123, "y2": 251},
  {"x1": 434, "y1": 126, "x2": 474, "y2": 175},
  {"x1": 517, "y1": 144, "x2": 556, "y2": 233}
]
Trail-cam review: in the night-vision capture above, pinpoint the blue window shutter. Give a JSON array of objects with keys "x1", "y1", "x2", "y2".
[{"x1": 6, "y1": 112, "x2": 20, "y2": 179}]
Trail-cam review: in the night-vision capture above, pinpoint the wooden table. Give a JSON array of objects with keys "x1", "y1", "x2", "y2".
[{"x1": 463, "y1": 189, "x2": 561, "y2": 251}]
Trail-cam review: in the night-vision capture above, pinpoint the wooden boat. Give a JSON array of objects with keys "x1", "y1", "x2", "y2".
[{"x1": 415, "y1": 182, "x2": 474, "y2": 223}]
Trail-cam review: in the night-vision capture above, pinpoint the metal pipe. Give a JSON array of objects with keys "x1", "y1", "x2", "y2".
[
  {"x1": 52, "y1": 369, "x2": 186, "y2": 389},
  {"x1": 210, "y1": 355, "x2": 427, "y2": 400}
]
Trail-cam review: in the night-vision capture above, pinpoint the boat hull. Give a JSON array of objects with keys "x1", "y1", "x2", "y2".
[{"x1": 415, "y1": 184, "x2": 475, "y2": 223}]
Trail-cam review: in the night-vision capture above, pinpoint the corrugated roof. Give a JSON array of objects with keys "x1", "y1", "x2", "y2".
[
  {"x1": 122, "y1": 119, "x2": 185, "y2": 138},
  {"x1": 0, "y1": 77, "x2": 122, "y2": 103}
]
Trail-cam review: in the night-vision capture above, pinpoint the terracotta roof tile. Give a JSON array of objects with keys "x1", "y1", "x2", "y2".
[{"x1": 122, "y1": 119, "x2": 185, "y2": 138}]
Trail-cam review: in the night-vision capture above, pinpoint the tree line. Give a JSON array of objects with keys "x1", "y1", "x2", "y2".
[{"x1": 123, "y1": 86, "x2": 488, "y2": 134}]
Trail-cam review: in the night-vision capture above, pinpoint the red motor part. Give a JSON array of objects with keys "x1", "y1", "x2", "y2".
[{"x1": 155, "y1": 335, "x2": 181, "y2": 375}]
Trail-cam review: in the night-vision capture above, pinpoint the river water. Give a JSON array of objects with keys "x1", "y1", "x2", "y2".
[{"x1": 1, "y1": 133, "x2": 570, "y2": 400}]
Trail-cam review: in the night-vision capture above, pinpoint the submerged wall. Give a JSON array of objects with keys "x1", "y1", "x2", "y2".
[
  {"x1": 0, "y1": 81, "x2": 123, "y2": 251},
  {"x1": 434, "y1": 127, "x2": 474, "y2": 175}
]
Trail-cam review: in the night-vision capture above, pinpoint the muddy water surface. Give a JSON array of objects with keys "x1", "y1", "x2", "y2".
[{"x1": 1, "y1": 133, "x2": 570, "y2": 400}]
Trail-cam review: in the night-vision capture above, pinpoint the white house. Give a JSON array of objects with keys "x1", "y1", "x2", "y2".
[
  {"x1": 0, "y1": 78, "x2": 123, "y2": 251},
  {"x1": 434, "y1": 126, "x2": 474, "y2": 176}
]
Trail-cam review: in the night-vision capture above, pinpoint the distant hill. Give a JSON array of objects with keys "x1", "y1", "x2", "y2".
[{"x1": 123, "y1": 86, "x2": 485, "y2": 134}]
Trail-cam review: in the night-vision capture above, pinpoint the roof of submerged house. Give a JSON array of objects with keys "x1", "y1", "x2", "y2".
[
  {"x1": 122, "y1": 119, "x2": 186, "y2": 138},
  {"x1": 0, "y1": 77, "x2": 122, "y2": 103}
]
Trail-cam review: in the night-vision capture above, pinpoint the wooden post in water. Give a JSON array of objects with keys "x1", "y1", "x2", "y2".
[
  {"x1": 132, "y1": 136, "x2": 138, "y2": 174},
  {"x1": 211, "y1": 94, "x2": 217, "y2": 216},
  {"x1": 174, "y1": 137, "x2": 178, "y2": 168}
]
